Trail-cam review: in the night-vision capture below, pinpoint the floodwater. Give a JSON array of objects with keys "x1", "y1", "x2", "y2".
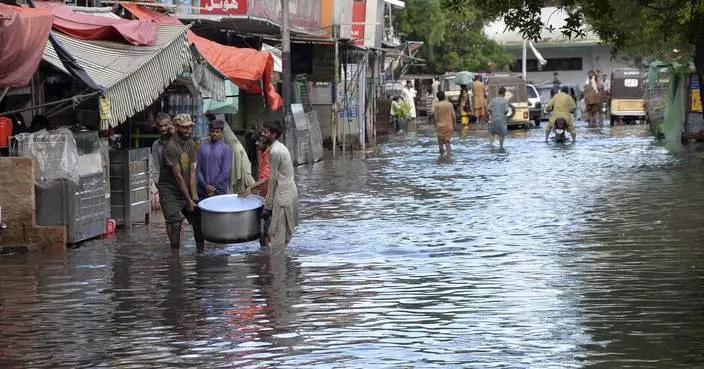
[{"x1": 2, "y1": 122, "x2": 704, "y2": 368}]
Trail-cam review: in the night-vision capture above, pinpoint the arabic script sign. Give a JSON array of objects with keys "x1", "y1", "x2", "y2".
[
  {"x1": 201, "y1": 0, "x2": 247, "y2": 15},
  {"x1": 200, "y1": 0, "x2": 321, "y2": 32}
]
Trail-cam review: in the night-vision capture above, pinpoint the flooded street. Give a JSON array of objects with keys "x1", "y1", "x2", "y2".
[{"x1": 3, "y1": 122, "x2": 704, "y2": 368}]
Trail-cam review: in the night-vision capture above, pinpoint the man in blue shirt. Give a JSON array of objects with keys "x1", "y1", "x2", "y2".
[{"x1": 197, "y1": 119, "x2": 232, "y2": 199}]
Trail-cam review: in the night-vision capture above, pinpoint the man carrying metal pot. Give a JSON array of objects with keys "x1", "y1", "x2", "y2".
[
  {"x1": 260, "y1": 120, "x2": 299, "y2": 255},
  {"x1": 158, "y1": 113, "x2": 204, "y2": 255},
  {"x1": 246, "y1": 131, "x2": 271, "y2": 248}
]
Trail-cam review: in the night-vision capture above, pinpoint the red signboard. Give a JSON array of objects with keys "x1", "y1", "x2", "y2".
[
  {"x1": 201, "y1": 0, "x2": 320, "y2": 32},
  {"x1": 351, "y1": 0, "x2": 365, "y2": 45},
  {"x1": 201, "y1": 0, "x2": 247, "y2": 15}
]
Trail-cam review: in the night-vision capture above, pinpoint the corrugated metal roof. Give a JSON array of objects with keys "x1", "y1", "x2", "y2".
[{"x1": 43, "y1": 24, "x2": 192, "y2": 128}]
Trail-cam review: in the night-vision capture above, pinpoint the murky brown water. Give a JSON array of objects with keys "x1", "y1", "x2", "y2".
[{"x1": 2, "y1": 122, "x2": 704, "y2": 368}]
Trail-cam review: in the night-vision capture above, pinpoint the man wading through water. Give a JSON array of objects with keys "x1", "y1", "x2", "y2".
[
  {"x1": 432, "y1": 90, "x2": 456, "y2": 156},
  {"x1": 150, "y1": 113, "x2": 174, "y2": 211},
  {"x1": 158, "y1": 114, "x2": 204, "y2": 255},
  {"x1": 260, "y1": 120, "x2": 299, "y2": 255},
  {"x1": 246, "y1": 131, "x2": 271, "y2": 247}
]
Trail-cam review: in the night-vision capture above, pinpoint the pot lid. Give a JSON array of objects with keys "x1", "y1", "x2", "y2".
[{"x1": 197, "y1": 194, "x2": 264, "y2": 213}]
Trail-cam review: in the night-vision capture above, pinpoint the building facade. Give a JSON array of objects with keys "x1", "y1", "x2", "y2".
[{"x1": 484, "y1": 7, "x2": 636, "y2": 87}]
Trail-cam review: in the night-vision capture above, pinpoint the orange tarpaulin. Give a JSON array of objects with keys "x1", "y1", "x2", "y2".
[
  {"x1": 121, "y1": 3, "x2": 282, "y2": 111},
  {"x1": 0, "y1": 4, "x2": 53, "y2": 87}
]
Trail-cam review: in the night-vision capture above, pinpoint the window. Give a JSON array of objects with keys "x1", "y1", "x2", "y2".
[
  {"x1": 442, "y1": 77, "x2": 458, "y2": 91},
  {"x1": 527, "y1": 86, "x2": 538, "y2": 98},
  {"x1": 512, "y1": 58, "x2": 583, "y2": 72}
]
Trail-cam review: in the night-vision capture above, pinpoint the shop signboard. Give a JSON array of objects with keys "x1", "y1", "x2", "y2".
[
  {"x1": 687, "y1": 73, "x2": 704, "y2": 135},
  {"x1": 351, "y1": 0, "x2": 366, "y2": 46},
  {"x1": 689, "y1": 72, "x2": 702, "y2": 113},
  {"x1": 687, "y1": 72, "x2": 704, "y2": 136},
  {"x1": 200, "y1": 0, "x2": 247, "y2": 15},
  {"x1": 199, "y1": 0, "x2": 321, "y2": 32}
]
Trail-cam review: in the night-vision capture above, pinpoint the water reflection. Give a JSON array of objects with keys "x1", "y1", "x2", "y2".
[{"x1": 2, "y1": 122, "x2": 704, "y2": 367}]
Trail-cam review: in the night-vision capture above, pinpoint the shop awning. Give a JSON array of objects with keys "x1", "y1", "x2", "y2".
[
  {"x1": 121, "y1": 3, "x2": 283, "y2": 111},
  {"x1": 66, "y1": 5, "x2": 225, "y2": 102},
  {"x1": 0, "y1": 4, "x2": 53, "y2": 88},
  {"x1": 189, "y1": 45, "x2": 228, "y2": 102},
  {"x1": 42, "y1": 24, "x2": 192, "y2": 128},
  {"x1": 36, "y1": 1, "x2": 156, "y2": 46}
]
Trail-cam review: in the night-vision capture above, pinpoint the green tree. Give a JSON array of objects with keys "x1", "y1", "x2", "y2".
[
  {"x1": 461, "y1": 0, "x2": 704, "y2": 104},
  {"x1": 394, "y1": 0, "x2": 515, "y2": 75}
]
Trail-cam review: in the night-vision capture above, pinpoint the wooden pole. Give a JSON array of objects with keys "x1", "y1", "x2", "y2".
[
  {"x1": 281, "y1": 0, "x2": 292, "y2": 121},
  {"x1": 332, "y1": 28, "x2": 339, "y2": 158}
]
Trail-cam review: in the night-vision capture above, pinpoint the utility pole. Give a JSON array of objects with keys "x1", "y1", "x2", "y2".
[
  {"x1": 332, "y1": 26, "x2": 340, "y2": 158},
  {"x1": 281, "y1": 0, "x2": 292, "y2": 123},
  {"x1": 522, "y1": 40, "x2": 527, "y2": 81}
]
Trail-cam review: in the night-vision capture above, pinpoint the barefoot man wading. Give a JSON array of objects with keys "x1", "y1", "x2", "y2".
[
  {"x1": 158, "y1": 114, "x2": 204, "y2": 255},
  {"x1": 260, "y1": 120, "x2": 299, "y2": 255},
  {"x1": 432, "y1": 90, "x2": 456, "y2": 156}
]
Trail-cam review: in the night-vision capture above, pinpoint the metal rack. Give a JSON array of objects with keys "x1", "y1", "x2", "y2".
[
  {"x1": 33, "y1": 131, "x2": 108, "y2": 244},
  {"x1": 109, "y1": 148, "x2": 151, "y2": 228}
]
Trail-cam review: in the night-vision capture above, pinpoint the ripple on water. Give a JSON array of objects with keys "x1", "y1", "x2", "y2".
[{"x1": 2, "y1": 123, "x2": 704, "y2": 368}]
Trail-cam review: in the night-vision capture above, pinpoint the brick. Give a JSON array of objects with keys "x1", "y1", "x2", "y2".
[
  {"x1": 0, "y1": 158, "x2": 37, "y2": 228},
  {"x1": 24, "y1": 226, "x2": 66, "y2": 247},
  {"x1": 0, "y1": 158, "x2": 62, "y2": 251}
]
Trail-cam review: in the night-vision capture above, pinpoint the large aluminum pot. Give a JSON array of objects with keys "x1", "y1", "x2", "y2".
[{"x1": 197, "y1": 194, "x2": 264, "y2": 243}]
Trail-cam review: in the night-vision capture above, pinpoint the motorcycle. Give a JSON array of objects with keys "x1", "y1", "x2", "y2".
[
  {"x1": 543, "y1": 105, "x2": 572, "y2": 142},
  {"x1": 552, "y1": 118, "x2": 569, "y2": 142}
]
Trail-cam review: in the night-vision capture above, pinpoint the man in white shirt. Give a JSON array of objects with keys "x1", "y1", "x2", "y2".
[
  {"x1": 602, "y1": 73, "x2": 611, "y2": 92},
  {"x1": 401, "y1": 80, "x2": 417, "y2": 120}
]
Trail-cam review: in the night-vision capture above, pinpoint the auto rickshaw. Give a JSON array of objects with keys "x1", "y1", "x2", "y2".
[
  {"x1": 486, "y1": 74, "x2": 531, "y2": 128},
  {"x1": 609, "y1": 68, "x2": 646, "y2": 125}
]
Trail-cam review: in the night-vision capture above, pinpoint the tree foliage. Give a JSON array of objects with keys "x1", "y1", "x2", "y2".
[
  {"x1": 394, "y1": 0, "x2": 515, "y2": 75},
  {"x1": 462, "y1": 0, "x2": 704, "y2": 74}
]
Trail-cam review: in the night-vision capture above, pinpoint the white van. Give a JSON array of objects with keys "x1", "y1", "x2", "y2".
[{"x1": 527, "y1": 84, "x2": 542, "y2": 127}]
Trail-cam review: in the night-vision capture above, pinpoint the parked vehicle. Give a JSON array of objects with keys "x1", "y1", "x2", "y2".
[
  {"x1": 440, "y1": 72, "x2": 490, "y2": 118},
  {"x1": 527, "y1": 84, "x2": 542, "y2": 127},
  {"x1": 440, "y1": 73, "x2": 464, "y2": 116},
  {"x1": 609, "y1": 68, "x2": 646, "y2": 125},
  {"x1": 486, "y1": 74, "x2": 530, "y2": 128}
]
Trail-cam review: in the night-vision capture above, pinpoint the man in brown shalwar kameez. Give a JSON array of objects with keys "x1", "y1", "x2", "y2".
[{"x1": 432, "y1": 91, "x2": 456, "y2": 156}]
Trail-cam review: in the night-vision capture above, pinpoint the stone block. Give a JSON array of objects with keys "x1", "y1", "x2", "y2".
[
  {"x1": 23, "y1": 225, "x2": 66, "y2": 251},
  {"x1": 0, "y1": 157, "x2": 36, "y2": 228}
]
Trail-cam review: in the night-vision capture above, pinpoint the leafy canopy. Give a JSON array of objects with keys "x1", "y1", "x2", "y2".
[
  {"x1": 394, "y1": 0, "x2": 515, "y2": 75},
  {"x1": 460, "y1": 0, "x2": 704, "y2": 69}
]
